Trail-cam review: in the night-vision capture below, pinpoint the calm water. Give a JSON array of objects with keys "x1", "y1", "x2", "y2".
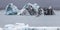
[{"x1": 0, "y1": 10, "x2": 60, "y2": 27}]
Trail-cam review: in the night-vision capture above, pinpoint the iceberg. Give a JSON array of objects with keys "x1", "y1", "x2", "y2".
[
  {"x1": 43, "y1": 6, "x2": 55, "y2": 15},
  {"x1": 5, "y1": 3, "x2": 19, "y2": 15},
  {"x1": 17, "y1": 3, "x2": 42, "y2": 16},
  {"x1": 25, "y1": 3, "x2": 39, "y2": 15},
  {"x1": 4, "y1": 24, "x2": 15, "y2": 30}
]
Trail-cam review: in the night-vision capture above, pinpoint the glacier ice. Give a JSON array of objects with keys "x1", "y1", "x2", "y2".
[
  {"x1": 43, "y1": 6, "x2": 55, "y2": 15},
  {"x1": 4, "y1": 3, "x2": 55, "y2": 16},
  {"x1": 5, "y1": 3, "x2": 19, "y2": 15},
  {"x1": 4, "y1": 24, "x2": 15, "y2": 30},
  {"x1": 25, "y1": 3, "x2": 41, "y2": 15},
  {"x1": 17, "y1": 3, "x2": 42, "y2": 16}
]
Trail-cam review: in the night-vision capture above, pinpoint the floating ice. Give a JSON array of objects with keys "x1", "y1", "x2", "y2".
[
  {"x1": 1, "y1": 23, "x2": 60, "y2": 30},
  {"x1": 4, "y1": 24, "x2": 15, "y2": 30},
  {"x1": 43, "y1": 6, "x2": 55, "y2": 15},
  {"x1": 25, "y1": 3, "x2": 40, "y2": 15},
  {"x1": 17, "y1": 3, "x2": 42, "y2": 16},
  {"x1": 4, "y1": 23, "x2": 29, "y2": 30},
  {"x1": 5, "y1": 3, "x2": 19, "y2": 15},
  {"x1": 14, "y1": 23, "x2": 29, "y2": 30}
]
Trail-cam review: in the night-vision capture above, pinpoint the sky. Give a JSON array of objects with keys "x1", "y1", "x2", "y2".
[{"x1": 0, "y1": 0, "x2": 60, "y2": 10}]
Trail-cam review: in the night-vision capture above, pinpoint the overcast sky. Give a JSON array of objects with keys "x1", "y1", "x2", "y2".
[{"x1": 0, "y1": 0, "x2": 60, "y2": 9}]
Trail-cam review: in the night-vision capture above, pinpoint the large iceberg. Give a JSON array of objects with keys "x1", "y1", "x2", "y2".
[
  {"x1": 5, "y1": 3, "x2": 19, "y2": 15},
  {"x1": 43, "y1": 6, "x2": 55, "y2": 15},
  {"x1": 17, "y1": 3, "x2": 42, "y2": 16},
  {"x1": 25, "y1": 3, "x2": 42, "y2": 15}
]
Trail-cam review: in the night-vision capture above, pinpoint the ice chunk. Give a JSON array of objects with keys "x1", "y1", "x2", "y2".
[
  {"x1": 3, "y1": 23, "x2": 29, "y2": 30},
  {"x1": 5, "y1": 3, "x2": 19, "y2": 15},
  {"x1": 15, "y1": 23, "x2": 29, "y2": 28},
  {"x1": 4, "y1": 24, "x2": 15, "y2": 30},
  {"x1": 14, "y1": 23, "x2": 29, "y2": 30},
  {"x1": 43, "y1": 6, "x2": 55, "y2": 15}
]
